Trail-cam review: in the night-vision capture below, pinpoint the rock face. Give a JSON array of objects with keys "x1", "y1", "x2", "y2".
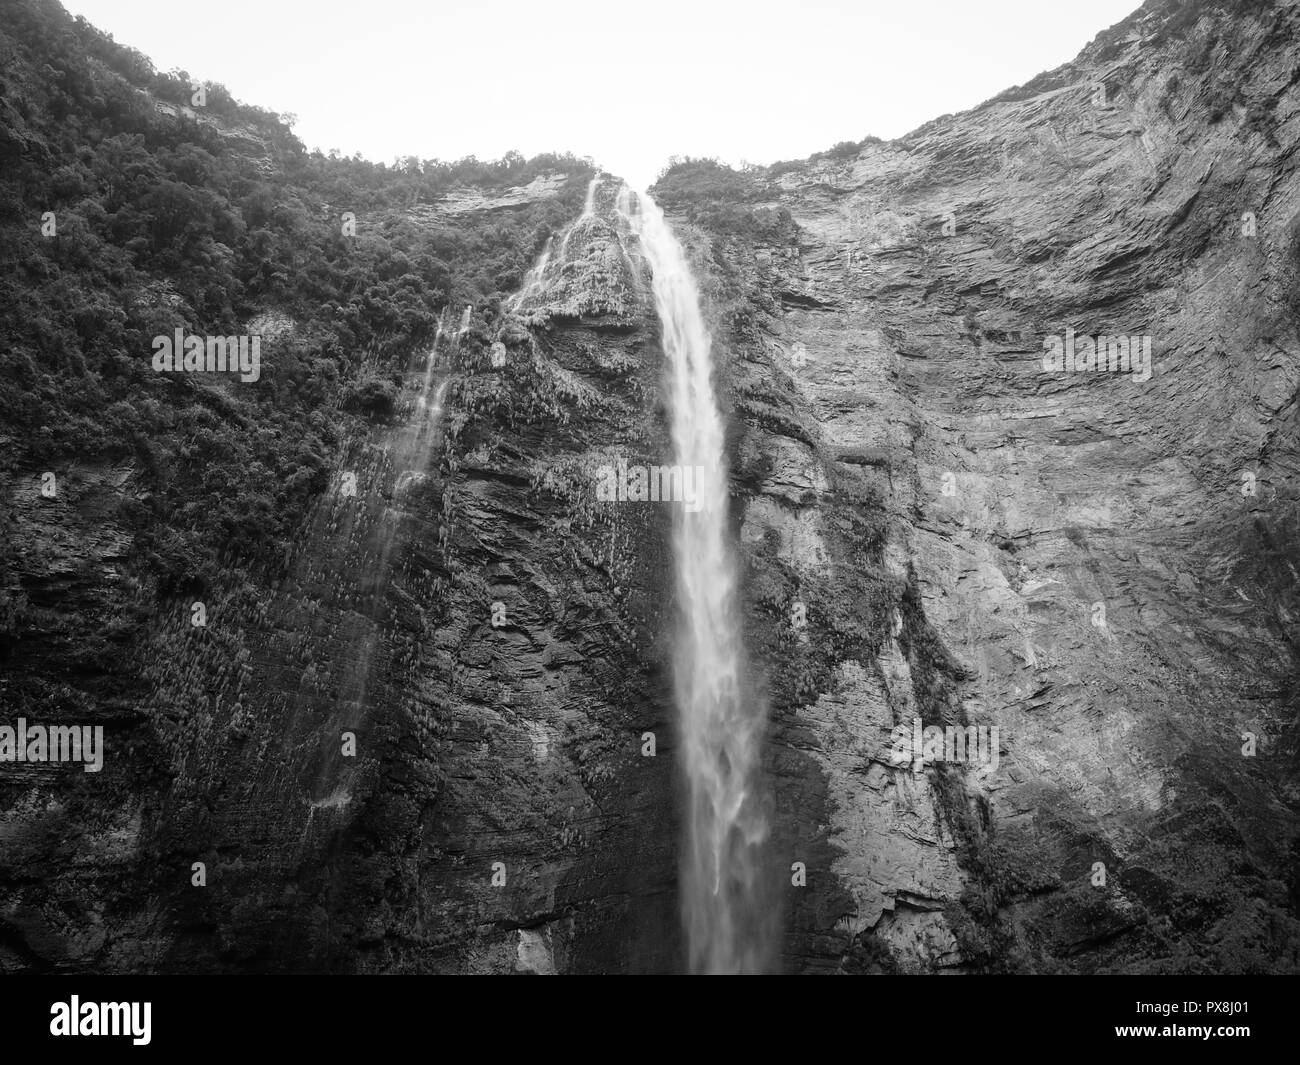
[
  {"x1": 657, "y1": 0, "x2": 1300, "y2": 972},
  {"x1": 3, "y1": 0, "x2": 1299, "y2": 975},
  {"x1": 409, "y1": 173, "x2": 572, "y2": 224},
  {"x1": 402, "y1": 180, "x2": 684, "y2": 974},
  {"x1": 1, "y1": 164, "x2": 686, "y2": 973}
]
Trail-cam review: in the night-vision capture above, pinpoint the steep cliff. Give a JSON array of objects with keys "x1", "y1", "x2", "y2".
[
  {"x1": 2, "y1": 0, "x2": 1299, "y2": 975},
  {"x1": 654, "y1": 0, "x2": 1300, "y2": 972}
]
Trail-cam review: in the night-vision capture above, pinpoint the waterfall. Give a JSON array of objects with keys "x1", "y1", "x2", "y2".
[
  {"x1": 413, "y1": 315, "x2": 446, "y2": 416},
  {"x1": 510, "y1": 235, "x2": 554, "y2": 310},
  {"x1": 618, "y1": 188, "x2": 771, "y2": 974},
  {"x1": 393, "y1": 309, "x2": 452, "y2": 489},
  {"x1": 507, "y1": 174, "x2": 614, "y2": 324},
  {"x1": 276, "y1": 305, "x2": 458, "y2": 833},
  {"x1": 559, "y1": 175, "x2": 600, "y2": 258}
]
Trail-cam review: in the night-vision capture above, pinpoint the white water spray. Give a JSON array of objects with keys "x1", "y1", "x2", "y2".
[
  {"x1": 393, "y1": 309, "x2": 455, "y2": 497},
  {"x1": 414, "y1": 315, "x2": 446, "y2": 415},
  {"x1": 618, "y1": 187, "x2": 771, "y2": 974},
  {"x1": 511, "y1": 236, "x2": 554, "y2": 310},
  {"x1": 561, "y1": 176, "x2": 600, "y2": 258}
]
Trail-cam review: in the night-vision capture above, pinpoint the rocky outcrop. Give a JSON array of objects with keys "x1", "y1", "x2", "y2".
[{"x1": 410, "y1": 173, "x2": 572, "y2": 223}]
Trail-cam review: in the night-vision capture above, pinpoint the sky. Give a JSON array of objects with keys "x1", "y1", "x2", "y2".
[{"x1": 64, "y1": 0, "x2": 1140, "y2": 190}]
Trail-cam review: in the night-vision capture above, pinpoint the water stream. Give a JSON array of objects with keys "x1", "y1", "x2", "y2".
[{"x1": 617, "y1": 187, "x2": 771, "y2": 974}]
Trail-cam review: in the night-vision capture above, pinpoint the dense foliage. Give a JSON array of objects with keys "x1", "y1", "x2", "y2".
[
  {"x1": 0, "y1": 0, "x2": 592, "y2": 595},
  {"x1": 652, "y1": 157, "x2": 794, "y2": 242}
]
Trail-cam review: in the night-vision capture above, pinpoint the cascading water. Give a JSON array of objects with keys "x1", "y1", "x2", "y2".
[
  {"x1": 508, "y1": 175, "x2": 615, "y2": 324},
  {"x1": 396, "y1": 310, "x2": 453, "y2": 494},
  {"x1": 250, "y1": 304, "x2": 461, "y2": 849},
  {"x1": 509, "y1": 236, "x2": 553, "y2": 310},
  {"x1": 617, "y1": 187, "x2": 772, "y2": 974},
  {"x1": 563, "y1": 176, "x2": 599, "y2": 256}
]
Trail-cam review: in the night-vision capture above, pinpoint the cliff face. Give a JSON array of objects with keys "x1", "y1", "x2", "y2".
[
  {"x1": 402, "y1": 183, "x2": 683, "y2": 974},
  {"x1": 3, "y1": 0, "x2": 1300, "y2": 975},
  {"x1": 658, "y1": 0, "x2": 1300, "y2": 972}
]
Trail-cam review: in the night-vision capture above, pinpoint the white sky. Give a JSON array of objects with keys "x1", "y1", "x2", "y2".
[{"x1": 65, "y1": 0, "x2": 1139, "y2": 189}]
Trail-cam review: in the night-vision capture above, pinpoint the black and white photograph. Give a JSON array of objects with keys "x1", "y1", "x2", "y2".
[{"x1": 0, "y1": 0, "x2": 1295, "y2": 1036}]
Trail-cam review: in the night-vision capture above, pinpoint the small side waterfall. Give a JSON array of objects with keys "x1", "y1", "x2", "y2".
[
  {"x1": 562, "y1": 176, "x2": 600, "y2": 257},
  {"x1": 507, "y1": 175, "x2": 627, "y2": 320},
  {"x1": 617, "y1": 187, "x2": 772, "y2": 974},
  {"x1": 182, "y1": 303, "x2": 464, "y2": 883},
  {"x1": 510, "y1": 236, "x2": 553, "y2": 309},
  {"x1": 395, "y1": 312, "x2": 454, "y2": 495},
  {"x1": 301, "y1": 309, "x2": 463, "y2": 795}
]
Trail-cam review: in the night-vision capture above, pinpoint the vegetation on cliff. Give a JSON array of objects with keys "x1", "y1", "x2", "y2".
[{"x1": 0, "y1": 0, "x2": 593, "y2": 602}]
